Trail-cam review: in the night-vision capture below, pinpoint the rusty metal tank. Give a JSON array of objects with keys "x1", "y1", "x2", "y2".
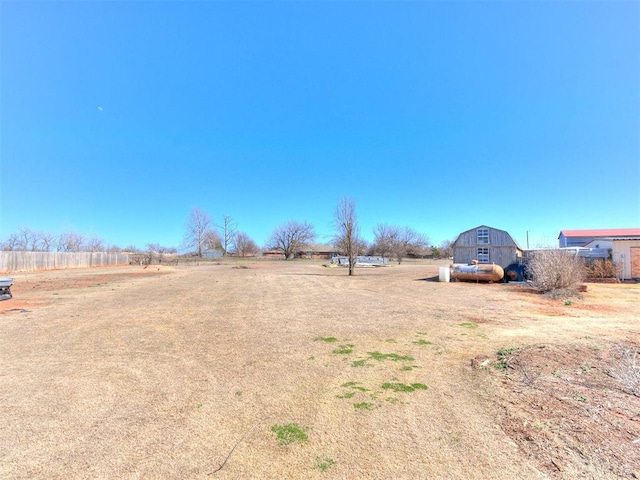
[{"x1": 450, "y1": 263, "x2": 504, "y2": 283}]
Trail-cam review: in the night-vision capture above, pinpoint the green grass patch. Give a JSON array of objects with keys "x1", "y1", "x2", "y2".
[
  {"x1": 497, "y1": 347, "x2": 517, "y2": 357},
  {"x1": 314, "y1": 336, "x2": 338, "y2": 343},
  {"x1": 412, "y1": 339, "x2": 433, "y2": 346},
  {"x1": 314, "y1": 456, "x2": 336, "y2": 472},
  {"x1": 401, "y1": 365, "x2": 421, "y2": 371},
  {"x1": 381, "y1": 382, "x2": 428, "y2": 393},
  {"x1": 495, "y1": 347, "x2": 517, "y2": 371},
  {"x1": 336, "y1": 391, "x2": 356, "y2": 399},
  {"x1": 333, "y1": 344, "x2": 354, "y2": 355},
  {"x1": 271, "y1": 423, "x2": 309, "y2": 446},
  {"x1": 351, "y1": 359, "x2": 367, "y2": 367},
  {"x1": 341, "y1": 381, "x2": 368, "y2": 392},
  {"x1": 353, "y1": 402, "x2": 375, "y2": 410},
  {"x1": 368, "y1": 351, "x2": 414, "y2": 362},
  {"x1": 459, "y1": 322, "x2": 478, "y2": 329}
]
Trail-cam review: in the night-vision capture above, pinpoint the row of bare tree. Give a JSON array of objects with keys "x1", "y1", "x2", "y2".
[
  {"x1": 3, "y1": 199, "x2": 450, "y2": 271},
  {"x1": 1, "y1": 227, "x2": 110, "y2": 253},
  {"x1": 181, "y1": 208, "x2": 260, "y2": 258},
  {"x1": 181, "y1": 198, "x2": 434, "y2": 275},
  {"x1": 0, "y1": 227, "x2": 178, "y2": 256},
  {"x1": 260, "y1": 196, "x2": 436, "y2": 275}
]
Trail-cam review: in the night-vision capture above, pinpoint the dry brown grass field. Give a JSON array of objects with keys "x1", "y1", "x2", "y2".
[{"x1": 1, "y1": 261, "x2": 638, "y2": 479}]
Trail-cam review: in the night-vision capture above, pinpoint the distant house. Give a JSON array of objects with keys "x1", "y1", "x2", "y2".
[
  {"x1": 558, "y1": 229, "x2": 640, "y2": 280},
  {"x1": 202, "y1": 249, "x2": 224, "y2": 259},
  {"x1": 452, "y1": 225, "x2": 523, "y2": 269},
  {"x1": 297, "y1": 244, "x2": 338, "y2": 260},
  {"x1": 262, "y1": 250, "x2": 285, "y2": 259}
]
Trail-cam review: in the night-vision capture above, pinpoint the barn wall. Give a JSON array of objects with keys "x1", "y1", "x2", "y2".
[
  {"x1": 453, "y1": 246, "x2": 519, "y2": 268},
  {"x1": 453, "y1": 226, "x2": 521, "y2": 268}
]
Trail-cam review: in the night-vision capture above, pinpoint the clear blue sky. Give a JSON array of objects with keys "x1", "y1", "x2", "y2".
[{"x1": 1, "y1": 1, "x2": 639, "y2": 251}]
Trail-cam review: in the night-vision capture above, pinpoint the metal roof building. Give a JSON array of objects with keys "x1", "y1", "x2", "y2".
[
  {"x1": 558, "y1": 228, "x2": 640, "y2": 280},
  {"x1": 558, "y1": 229, "x2": 640, "y2": 248}
]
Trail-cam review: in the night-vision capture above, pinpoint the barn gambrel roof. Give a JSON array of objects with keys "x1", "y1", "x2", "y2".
[{"x1": 453, "y1": 225, "x2": 522, "y2": 249}]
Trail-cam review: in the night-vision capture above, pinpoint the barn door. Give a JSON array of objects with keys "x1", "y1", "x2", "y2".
[{"x1": 631, "y1": 247, "x2": 640, "y2": 279}]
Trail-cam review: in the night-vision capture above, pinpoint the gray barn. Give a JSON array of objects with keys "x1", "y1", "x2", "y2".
[{"x1": 452, "y1": 225, "x2": 523, "y2": 269}]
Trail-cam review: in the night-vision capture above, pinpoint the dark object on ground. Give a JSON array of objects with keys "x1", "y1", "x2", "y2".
[
  {"x1": 504, "y1": 263, "x2": 530, "y2": 282},
  {"x1": 0, "y1": 277, "x2": 13, "y2": 301}
]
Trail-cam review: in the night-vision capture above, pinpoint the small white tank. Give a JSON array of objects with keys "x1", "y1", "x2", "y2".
[{"x1": 438, "y1": 267, "x2": 450, "y2": 282}]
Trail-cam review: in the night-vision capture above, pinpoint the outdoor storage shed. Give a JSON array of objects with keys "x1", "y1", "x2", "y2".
[{"x1": 452, "y1": 225, "x2": 523, "y2": 269}]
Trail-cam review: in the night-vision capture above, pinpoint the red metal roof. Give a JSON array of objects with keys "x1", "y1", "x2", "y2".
[{"x1": 559, "y1": 228, "x2": 640, "y2": 238}]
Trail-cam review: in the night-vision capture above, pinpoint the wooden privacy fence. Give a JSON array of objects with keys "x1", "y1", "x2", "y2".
[{"x1": 0, "y1": 251, "x2": 130, "y2": 273}]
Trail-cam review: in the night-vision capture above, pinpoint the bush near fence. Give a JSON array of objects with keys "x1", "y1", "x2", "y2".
[{"x1": 0, "y1": 251, "x2": 130, "y2": 273}]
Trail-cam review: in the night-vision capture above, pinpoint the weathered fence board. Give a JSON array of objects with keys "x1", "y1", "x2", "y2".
[{"x1": 0, "y1": 252, "x2": 130, "y2": 273}]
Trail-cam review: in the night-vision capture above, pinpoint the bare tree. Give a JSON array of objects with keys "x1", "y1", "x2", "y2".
[
  {"x1": 267, "y1": 220, "x2": 316, "y2": 259},
  {"x1": 183, "y1": 207, "x2": 215, "y2": 257},
  {"x1": 372, "y1": 224, "x2": 396, "y2": 261},
  {"x1": 146, "y1": 243, "x2": 175, "y2": 264},
  {"x1": 232, "y1": 231, "x2": 258, "y2": 257},
  {"x1": 333, "y1": 196, "x2": 360, "y2": 276},
  {"x1": 17, "y1": 227, "x2": 37, "y2": 251},
  {"x1": 438, "y1": 239, "x2": 454, "y2": 259},
  {"x1": 217, "y1": 214, "x2": 237, "y2": 256},
  {"x1": 86, "y1": 235, "x2": 106, "y2": 252},
  {"x1": 372, "y1": 224, "x2": 428, "y2": 264},
  {"x1": 392, "y1": 226, "x2": 429, "y2": 264},
  {"x1": 38, "y1": 231, "x2": 56, "y2": 252},
  {"x1": 203, "y1": 230, "x2": 222, "y2": 252},
  {"x1": 2, "y1": 233, "x2": 20, "y2": 251},
  {"x1": 57, "y1": 231, "x2": 85, "y2": 252}
]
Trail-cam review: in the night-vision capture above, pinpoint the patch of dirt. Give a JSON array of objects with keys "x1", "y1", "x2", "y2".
[
  {"x1": 477, "y1": 342, "x2": 640, "y2": 479},
  {"x1": 571, "y1": 303, "x2": 621, "y2": 313},
  {"x1": 0, "y1": 265, "x2": 173, "y2": 312},
  {"x1": 534, "y1": 306, "x2": 571, "y2": 317}
]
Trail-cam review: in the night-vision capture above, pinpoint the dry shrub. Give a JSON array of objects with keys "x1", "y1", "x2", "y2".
[
  {"x1": 584, "y1": 259, "x2": 621, "y2": 279},
  {"x1": 527, "y1": 250, "x2": 585, "y2": 294},
  {"x1": 609, "y1": 347, "x2": 640, "y2": 397}
]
